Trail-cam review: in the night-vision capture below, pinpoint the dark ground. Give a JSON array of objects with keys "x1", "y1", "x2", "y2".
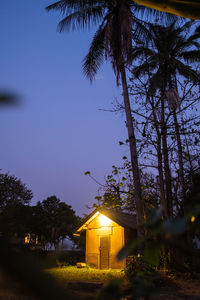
[{"x1": 0, "y1": 273, "x2": 200, "y2": 299}]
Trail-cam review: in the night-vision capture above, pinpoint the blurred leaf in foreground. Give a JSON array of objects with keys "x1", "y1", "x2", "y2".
[
  {"x1": 0, "y1": 238, "x2": 78, "y2": 300},
  {"x1": 0, "y1": 93, "x2": 20, "y2": 107}
]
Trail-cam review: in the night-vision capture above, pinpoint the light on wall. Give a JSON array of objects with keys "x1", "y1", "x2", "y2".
[{"x1": 99, "y1": 214, "x2": 111, "y2": 226}]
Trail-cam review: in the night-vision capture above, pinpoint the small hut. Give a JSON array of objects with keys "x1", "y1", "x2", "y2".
[{"x1": 74, "y1": 208, "x2": 137, "y2": 269}]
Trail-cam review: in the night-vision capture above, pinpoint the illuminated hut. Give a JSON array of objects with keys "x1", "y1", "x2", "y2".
[{"x1": 74, "y1": 208, "x2": 137, "y2": 269}]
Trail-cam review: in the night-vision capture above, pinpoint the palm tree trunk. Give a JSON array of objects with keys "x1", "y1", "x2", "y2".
[
  {"x1": 161, "y1": 94, "x2": 173, "y2": 217},
  {"x1": 157, "y1": 134, "x2": 168, "y2": 217},
  {"x1": 120, "y1": 64, "x2": 145, "y2": 235},
  {"x1": 173, "y1": 110, "x2": 185, "y2": 208}
]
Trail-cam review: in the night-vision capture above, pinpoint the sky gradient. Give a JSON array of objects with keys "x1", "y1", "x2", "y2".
[{"x1": 0, "y1": 0, "x2": 129, "y2": 217}]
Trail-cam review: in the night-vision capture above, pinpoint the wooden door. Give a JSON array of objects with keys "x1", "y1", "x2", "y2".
[{"x1": 100, "y1": 236, "x2": 110, "y2": 269}]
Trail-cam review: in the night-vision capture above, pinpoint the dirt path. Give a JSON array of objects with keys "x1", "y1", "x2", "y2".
[
  {"x1": 154, "y1": 279, "x2": 200, "y2": 300},
  {"x1": 0, "y1": 275, "x2": 200, "y2": 299},
  {"x1": 67, "y1": 278, "x2": 200, "y2": 299}
]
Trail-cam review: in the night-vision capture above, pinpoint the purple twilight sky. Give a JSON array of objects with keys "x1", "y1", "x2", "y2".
[{"x1": 0, "y1": 0, "x2": 129, "y2": 217}]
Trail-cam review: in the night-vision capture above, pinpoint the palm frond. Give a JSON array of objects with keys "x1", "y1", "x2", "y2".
[
  {"x1": 57, "y1": 6, "x2": 105, "y2": 32},
  {"x1": 131, "y1": 60, "x2": 158, "y2": 78},
  {"x1": 175, "y1": 59, "x2": 200, "y2": 84},
  {"x1": 132, "y1": 2, "x2": 178, "y2": 24},
  {"x1": 82, "y1": 24, "x2": 106, "y2": 82},
  {"x1": 132, "y1": 47, "x2": 155, "y2": 60},
  {"x1": 180, "y1": 50, "x2": 200, "y2": 64},
  {"x1": 175, "y1": 20, "x2": 194, "y2": 34},
  {"x1": 188, "y1": 25, "x2": 200, "y2": 42},
  {"x1": 46, "y1": 0, "x2": 104, "y2": 13},
  {"x1": 46, "y1": 0, "x2": 87, "y2": 14},
  {"x1": 132, "y1": 17, "x2": 153, "y2": 46},
  {"x1": 46, "y1": 0, "x2": 68, "y2": 13}
]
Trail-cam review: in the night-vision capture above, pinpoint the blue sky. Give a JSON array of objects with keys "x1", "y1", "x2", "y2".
[{"x1": 0, "y1": 0, "x2": 129, "y2": 216}]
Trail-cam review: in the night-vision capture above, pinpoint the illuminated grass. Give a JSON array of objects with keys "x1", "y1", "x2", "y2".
[{"x1": 47, "y1": 266, "x2": 126, "y2": 283}]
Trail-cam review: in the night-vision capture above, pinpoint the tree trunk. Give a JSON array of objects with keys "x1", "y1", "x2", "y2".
[
  {"x1": 184, "y1": 135, "x2": 194, "y2": 175},
  {"x1": 161, "y1": 95, "x2": 173, "y2": 217},
  {"x1": 152, "y1": 101, "x2": 167, "y2": 218},
  {"x1": 157, "y1": 134, "x2": 167, "y2": 217},
  {"x1": 173, "y1": 110, "x2": 185, "y2": 209},
  {"x1": 120, "y1": 65, "x2": 145, "y2": 235}
]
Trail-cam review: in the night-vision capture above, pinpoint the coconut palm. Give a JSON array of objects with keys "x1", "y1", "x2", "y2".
[
  {"x1": 46, "y1": 0, "x2": 159, "y2": 233},
  {"x1": 131, "y1": 21, "x2": 200, "y2": 217}
]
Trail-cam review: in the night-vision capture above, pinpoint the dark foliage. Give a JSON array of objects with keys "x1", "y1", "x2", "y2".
[
  {"x1": 124, "y1": 256, "x2": 160, "y2": 299},
  {"x1": 0, "y1": 172, "x2": 33, "y2": 239},
  {"x1": 55, "y1": 250, "x2": 85, "y2": 267},
  {"x1": 0, "y1": 238, "x2": 77, "y2": 300},
  {"x1": 0, "y1": 172, "x2": 33, "y2": 209},
  {"x1": 0, "y1": 203, "x2": 33, "y2": 238},
  {"x1": 31, "y1": 196, "x2": 80, "y2": 249}
]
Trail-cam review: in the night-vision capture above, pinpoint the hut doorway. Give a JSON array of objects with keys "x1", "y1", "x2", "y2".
[{"x1": 100, "y1": 236, "x2": 110, "y2": 269}]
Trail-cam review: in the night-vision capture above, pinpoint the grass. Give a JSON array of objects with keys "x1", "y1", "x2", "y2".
[{"x1": 47, "y1": 266, "x2": 126, "y2": 283}]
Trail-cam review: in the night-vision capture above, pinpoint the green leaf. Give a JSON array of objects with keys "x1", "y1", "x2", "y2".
[
  {"x1": 109, "y1": 179, "x2": 116, "y2": 183},
  {"x1": 119, "y1": 141, "x2": 124, "y2": 145},
  {"x1": 96, "y1": 279, "x2": 121, "y2": 300},
  {"x1": 0, "y1": 93, "x2": 19, "y2": 106},
  {"x1": 95, "y1": 196, "x2": 102, "y2": 201},
  {"x1": 146, "y1": 208, "x2": 162, "y2": 224},
  {"x1": 163, "y1": 218, "x2": 186, "y2": 235},
  {"x1": 84, "y1": 171, "x2": 91, "y2": 175},
  {"x1": 117, "y1": 237, "x2": 146, "y2": 261},
  {"x1": 112, "y1": 170, "x2": 118, "y2": 175},
  {"x1": 144, "y1": 241, "x2": 160, "y2": 266}
]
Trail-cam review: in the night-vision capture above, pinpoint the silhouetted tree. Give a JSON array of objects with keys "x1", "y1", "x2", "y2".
[
  {"x1": 0, "y1": 172, "x2": 33, "y2": 209},
  {"x1": 0, "y1": 204, "x2": 33, "y2": 239},
  {"x1": 46, "y1": 0, "x2": 159, "y2": 234},
  {"x1": 0, "y1": 172, "x2": 33, "y2": 239},
  {"x1": 33, "y1": 196, "x2": 79, "y2": 249},
  {"x1": 131, "y1": 21, "x2": 200, "y2": 217}
]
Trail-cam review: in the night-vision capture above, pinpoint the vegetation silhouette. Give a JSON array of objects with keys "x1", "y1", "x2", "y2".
[{"x1": 46, "y1": 0, "x2": 166, "y2": 235}]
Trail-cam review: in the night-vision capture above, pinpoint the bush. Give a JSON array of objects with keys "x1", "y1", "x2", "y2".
[
  {"x1": 125, "y1": 256, "x2": 156, "y2": 278},
  {"x1": 56, "y1": 250, "x2": 85, "y2": 267},
  {"x1": 27, "y1": 249, "x2": 85, "y2": 269},
  {"x1": 124, "y1": 256, "x2": 160, "y2": 299}
]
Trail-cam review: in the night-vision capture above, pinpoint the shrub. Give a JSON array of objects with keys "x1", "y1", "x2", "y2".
[
  {"x1": 55, "y1": 250, "x2": 85, "y2": 267},
  {"x1": 124, "y1": 256, "x2": 160, "y2": 299}
]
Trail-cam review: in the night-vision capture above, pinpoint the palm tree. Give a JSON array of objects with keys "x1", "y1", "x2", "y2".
[
  {"x1": 46, "y1": 0, "x2": 156, "y2": 234},
  {"x1": 131, "y1": 21, "x2": 200, "y2": 217}
]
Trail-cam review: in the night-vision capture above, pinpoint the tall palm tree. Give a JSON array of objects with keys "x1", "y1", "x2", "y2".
[
  {"x1": 46, "y1": 0, "x2": 156, "y2": 233},
  {"x1": 131, "y1": 21, "x2": 200, "y2": 217}
]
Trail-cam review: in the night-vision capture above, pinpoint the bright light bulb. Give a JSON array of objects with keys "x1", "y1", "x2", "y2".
[{"x1": 99, "y1": 214, "x2": 111, "y2": 226}]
